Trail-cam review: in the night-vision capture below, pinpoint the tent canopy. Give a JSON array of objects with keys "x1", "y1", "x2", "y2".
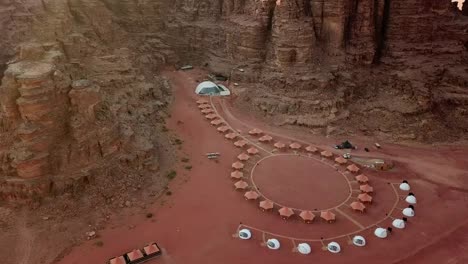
[{"x1": 195, "y1": 81, "x2": 230, "y2": 96}]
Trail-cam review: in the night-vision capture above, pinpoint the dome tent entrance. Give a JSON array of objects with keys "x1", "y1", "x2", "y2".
[{"x1": 195, "y1": 81, "x2": 230, "y2": 96}]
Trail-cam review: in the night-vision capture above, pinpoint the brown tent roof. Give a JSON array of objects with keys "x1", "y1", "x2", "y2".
[
  {"x1": 244, "y1": 191, "x2": 260, "y2": 200},
  {"x1": 306, "y1": 146, "x2": 318, "y2": 152},
  {"x1": 347, "y1": 164, "x2": 360, "y2": 173},
  {"x1": 196, "y1": 99, "x2": 209, "y2": 104},
  {"x1": 110, "y1": 256, "x2": 126, "y2": 264},
  {"x1": 234, "y1": 140, "x2": 248, "y2": 147},
  {"x1": 143, "y1": 243, "x2": 161, "y2": 255},
  {"x1": 237, "y1": 153, "x2": 250, "y2": 161},
  {"x1": 359, "y1": 184, "x2": 374, "y2": 193},
  {"x1": 355, "y1": 174, "x2": 369, "y2": 183},
  {"x1": 334, "y1": 156, "x2": 348, "y2": 164},
  {"x1": 205, "y1": 113, "x2": 218, "y2": 120},
  {"x1": 289, "y1": 142, "x2": 302, "y2": 149},
  {"x1": 259, "y1": 200, "x2": 274, "y2": 210},
  {"x1": 230, "y1": 170, "x2": 243, "y2": 179},
  {"x1": 234, "y1": 180, "x2": 249, "y2": 190},
  {"x1": 217, "y1": 126, "x2": 230, "y2": 132},
  {"x1": 358, "y1": 193, "x2": 373, "y2": 203},
  {"x1": 225, "y1": 133, "x2": 238, "y2": 140},
  {"x1": 211, "y1": 119, "x2": 224, "y2": 126},
  {"x1": 350, "y1": 201, "x2": 366, "y2": 212},
  {"x1": 201, "y1": 108, "x2": 214, "y2": 114},
  {"x1": 259, "y1": 135, "x2": 273, "y2": 142},
  {"x1": 321, "y1": 150, "x2": 333, "y2": 157},
  {"x1": 274, "y1": 142, "x2": 285, "y2": 149},
  {"x1": 248, "y1": 128, "x2": 263, "y2": 135},
  {"x1": 198, "y1": 104, "x2": 211, "y2": 109},
  {"x1": 247, "y1": 147, "x2": 259, "y2": 155},
  {"x1": 278, "y1": 207, "x2": 295, "y2": 218},
  {"x1": 232, "y1": 161, "x2": 244, "y2": 170},
  {"x1": 299, "y1": 210, "x2": 315, "y2": 222},
  {"x1": 320, "y1": 211, "x2": 336, "y2": 221},
  {"x1": 127, "y1": 249, "x2": 144, "y2": 261}
]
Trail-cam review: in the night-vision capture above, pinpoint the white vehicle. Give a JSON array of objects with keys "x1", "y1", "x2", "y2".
[
  {"x1": 195, "y1": 81, "x2": 230, "y2": 96},
  {"x1": 343, "y1": 153, "x2": 351, "y2": 159}
]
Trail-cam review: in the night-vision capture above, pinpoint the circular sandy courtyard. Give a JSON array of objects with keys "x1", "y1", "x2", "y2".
[{"x1": 251, "y1": 155, "x2": 351, "y2": 211}]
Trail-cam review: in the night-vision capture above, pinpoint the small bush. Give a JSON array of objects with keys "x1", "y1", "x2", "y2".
[
  {"x1": 166, "y1": 170, "x2": 177, "y2": 180},
  {"x1": 95, "y1": 241, "x2": 104, "y2": 247},
  {"x1": 181, "y1": 157, "x2": 189, "y2": 163},
  {"x1": 184, "y1": 165, "x2": 192, "y2": 170},
  {"x1": 146, "y1": 213, "x2": 153, "y2": 218},
  {"x1": 161, "y1": 126, "x2": 169, "y2": 132},
  {"x1": 173, "y1": 138, "x2": 183, "y2": 145},
  {"x1": 166, "y1": 191, "x2": 172, "y2": 196}
]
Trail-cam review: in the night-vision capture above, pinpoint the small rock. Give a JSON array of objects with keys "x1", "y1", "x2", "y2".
[
  {"x1": 146, "y1": 213, "x2": 153, "y2": 218},
  {"x1": 86, "y1": 231, "x2": 96, "y2": 239},
  {"x1": 42, "y1": 216, "x2": 49, "y2": 220},
  {"x1": 125, "y1": 201, "x2": 132, "y2": 207}
]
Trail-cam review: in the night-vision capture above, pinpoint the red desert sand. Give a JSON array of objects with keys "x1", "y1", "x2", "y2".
[{"x1": 57, "y1": 69, "x2": 468, "y2": 264}]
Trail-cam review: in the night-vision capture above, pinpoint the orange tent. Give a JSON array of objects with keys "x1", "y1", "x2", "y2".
[
  {"x1": 126, "y1": 249, "x2": 144, "y2": 262},
  {"x1": 198, "y1": 104, "x2": 211, "y2": 109},
  {"x1": 196, "y1": 99, "x2": 209, "y2": 104},
  {"x1": 217, "y1": 126, "x2": 230, "y2": 132},
  {"x1": 205, "y1": 113, "x2": 218, "y2": 120},
  {"x1": 232, "y1": 161, "x2": 244, "y2": 170},
  {"x1": 237, "y1": 153, "x2": 250, "y2": 161},
  {"x1": 321, "y1": 150, "x2": 333, "y2": 158},
  {"x1": 201, "y1": 108, "x2": 214, "y2": 114},
  {"x1": 347, "y1": 164, "x2": 360, "y2": 173},
  {"x1": 355, "y1": 174, "x2": 369, "y2": 183},
  {"x1": 359, "y1": 184, "x2": 374, "y2": 193},
  {"x1": 259, "y1": 200, "x2": 274, "y2": 211},
  {"x1": 225, "y1": 133, "x2": 237, "y2": 140},
  {"x1": 334, "y1": 156, "x2": 348, "y2": 165},
  {"x1": 247, "y1": 147, "x2": 259, "y2": 155},
  {"x1": 306, "y1": 146, "x2": 318, "y2": 153},
  {"x1": 248, "y1": 128, "x2": 263, "y2": 135},
  {"x1": 320, "y1": 211, "x2": 336, "y2": 222},
  {"x1": 244, "y1": 191, "x2": 259, "y2": 200},
  {"x1": 289, "y1": 142, "x2": 301, "y2": 150},
  {"x1": 274, "y1": 142, "x2": 285, "y2": 149},
  {"x1": 234, "y1": 140, "x2": 248, "y2": 148},
  {"x1": 234, "y1": 180, "x2": 249, "y2": 190},
  {"x1": 278, "y1": 207, "x2": 295, "y2": 219},
  {"x1": 358, "y1": 193, "x2": 373, "y2": 203},
  {"x1": 230, "y1": 171, "x2": 243, "y2": 179},
  {"x1": 299, "y1": 210, "x2": 315, "y2": 223},
  {"x1": 110, "y1": 256, "x2": 126, "y2": 264},
  {"x1": 350, "y1": 201, "x2": 366, "y2": 213},
  {"x1": 259, "y1": 135, "x2": 273, "y2": 142},
  {"x1": 211, "y1": 119, "x2": 224, "y2": 126}
]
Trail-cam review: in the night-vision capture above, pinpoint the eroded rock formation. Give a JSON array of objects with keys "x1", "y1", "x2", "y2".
[{"x1": 0, "y1": 0, "x2": 467, "y2": 200}]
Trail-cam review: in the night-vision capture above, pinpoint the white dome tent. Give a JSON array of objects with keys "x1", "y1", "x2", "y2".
[
  {"x1": 297, "y1": 243, "x2": 311, "y2": 255},
  {"x1": 403, "y1": 207, "x2": 415, "y2": 217},
  {"x1": 195, "y1": 81, "x2": 230, "y2": 96},
  {"x1": 374, "y1": 227, "x2": 388, "y2": 238},
  {"x1": 238, "y1": 229, "x2": 252, "y2": 240},
  {"x1": 352, "y1": 236, "x2": 366, "y2": 247},
  {"x1": 327, "y1": 242, "x2": 341, "y2": 253},
  {"x1": 399, "y1": 182, "x2": 411, "y2": 191},
  {"x1": 405, "y1": 194, "x2": 417, "y2": 204},
  {"x1": 392, "y1": 219, "x2": 406, "y2": 229},
  {"x1": 266, "y1": 239, "x2": 281, "y2": 250}
]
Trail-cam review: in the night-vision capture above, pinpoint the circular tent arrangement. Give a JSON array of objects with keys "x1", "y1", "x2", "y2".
[
  {"x1": 244, "y1": 191, "x2": 260, "y2": 200},
  {"x1": 217, "y1": 126, "x2": 230, "y2": 133},
  {"x1": 320, "y1": 211, "x2": 336, "y2": 223},
  {"x1": 405, "y1": 193, "x2": 417, "y2": 204},
  {"x1": 320, "y1": 150, "x2": 333, "y2": 158},
  {"x1": 234, "y1": 140, "x2": 248, "y2": 148},
  {"x1": 259, "y1": 135, "x2": 273, "y2": 142},
  {"x1": 360, "y1": 184, "x2": 374, "y2": 193},
  {"x1": 346, "y1": 164, "x2": 360, "y2": 173},
  {"x1": 355, "y1": 174, "x2": 369, "y2": 183},
  {"x1": 278, "y1": 207, "x2": 295, "y2": 219},
  {"x1": 289, "y1": 142, "x2": 301, "y2": 150},
  {"x1": 225, "y1": 133, "x2": 238, "y2": 140},
  {"x1": 350, "y1": 201, "x2": 366, "y2": 213},
  {"x1": 201, "y1": 108, "x2": 214, "y2": 114},
  {"x1": 196, "y1": 99, "x2": 209, "y2": 104},
  {"x1": 248, "y1": 128, "x2": 263, "y2": 135},
  {"x1": 237, "y1": 153, "x2": 250, "y2": 161},
  {"x1": 358, "y1": 193, "x2": 373, "y2": 203},
  {"x1": 232, "y1": 161, "x2": 244, "y2": 170},
  {"x1": 234, "y1": 180, "x2": 249, "y2": 190},
  {"x1": 392, "y1": 218, "x2": 406, "y2": 229},
  {"x1": 400, "y1": 181, "x2": 411, "y2": 191},
  {"x1": 205, "y1": 113, "x2": 218, "y2": 120},
  {"x1": 334, "y1": 156, "x2": 348, "y2": 165},
  {"x1": 374, "y1": 227, "x2": 389, "y2": 239},
  {"x1": 198, "y1": 104, "x2": 211, "y2": 109},
  {"x1": 211, "y1": 119, "x2": 224, "y2": 126},
  {"x1": 299, "y1": 210, "x2": 315, "y2": 223},
  {"x1": 306, "y1": 146, "x2": 318, "y2": 153}
]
